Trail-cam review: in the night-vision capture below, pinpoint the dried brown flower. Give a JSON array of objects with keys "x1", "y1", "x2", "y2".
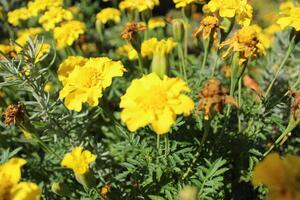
[
  {"x1": 198, "y1": 79, "x2": 238, "y2": 120},
  {"x1": 290, "y1": 90, "x2": 300, "y2": 121},
  {"x1": 2, "y1": 103, "x2": 26, "y2": 125},
  {"x1": 120, "y1": 21, "x2": 146, "y2": 42},
  {"x1": 193, "y1": 16, "x2": 219, "y2": 40}
]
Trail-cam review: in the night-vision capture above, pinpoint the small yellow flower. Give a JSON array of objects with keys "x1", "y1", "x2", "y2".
[
  {"x1": 251, "y1": 25, "x2": 272, "y2": 49},
  {"x1": 141, "y1": 37, "x2": 177, "y2": 58},
  {"x1": 15, "y1": 28, "x2": 43, "y2": 51},
  {"x1": 53, "y1": 20, "x2": 86, "y2": 49},
  {"x1": 116, "y1": 44, "x2": 138, "y2": 60},
  {"x1": 220, "y1": 25, "x2": 265, "y2": 64},
  {"x1": 120, "y1": 73, "x2": 194, "y2": 135},
  {"x1": 0, "y1": 44, "x2": 15, "y2": 60},
  {"x1": 39, "y1": 6, "x2": 73, "y2": 31},
  {"x1": 119, "y1": 0, "x2": 159, "y2": 12},
  {"x1": 57, "y1": 56, "x2": 88, "y2": 84},
  {"x1": 206, "y1": 0, "x2": 253, "y2": 26},
  {"x1": 0, "y1": 157, "x2": 40, "y2": 200},
  {"x1": 61, "y1": 147, "x2": 96, "y2": 175},
  {"x1": 96, "y1": 8, "x2": 121, "y2": 24},
  {"x1": 193, "y1": 16, "x2": 219, "y2": 40},
  {"x1": 173, "y1": 0, "x2": 205, "y2": 8},
  {"x1": 59, "y1": 57, "x2": 125, "y2": 111},
  {"x1": 148, "y1": 17, "x2": 166, "y2": 29},
  {"x1": 277, "y1": 6, "x2": 300, "y2": 31},
  {"x1": 35, "y1": 43, "x2": 50, "y2": 63},
  {"x1": 7, "y1": 7, "x2": 31, "y2": 26},
  {"x1": 252, "y1": 153, "x2": 300, "y2": 200},
  {"x1": 44, "y1": 82, "x2": 53, "y2": 93}
]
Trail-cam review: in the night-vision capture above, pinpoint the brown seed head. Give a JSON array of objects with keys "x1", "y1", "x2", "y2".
[
  {"x1": 198, "y1": 79, "x2": 238, "y2": 120},
  {"x1": 2, "y1": 103, "x2": 26, "y2": 126},
  {"x1": 290, "y1": 90, "x2": 300, "y2": 121}
]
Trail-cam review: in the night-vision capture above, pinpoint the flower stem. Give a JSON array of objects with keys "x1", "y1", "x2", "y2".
[
  {"x1": 137, "y1": 52, "x2": 144, "y2": 76},
  {"x1": 200, "y1": 37, "x2": 211, "y2": 76},
  {"x1": 178, "y1": 44, "x2": 187, "y2": 80}
]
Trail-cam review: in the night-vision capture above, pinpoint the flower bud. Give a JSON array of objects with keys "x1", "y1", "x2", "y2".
[
  {"x1": 51, "y1": 182, "x2": 72, "y2": 197},
  {"x1": 172, "y1": 19, "x2": 185, "y2": 43},
  {"x1": 179, "y1": 186, "x2": 198, "y2": 200},
  {"x1": 151, "y1": 53, "x2": 168, "y2": 78}
]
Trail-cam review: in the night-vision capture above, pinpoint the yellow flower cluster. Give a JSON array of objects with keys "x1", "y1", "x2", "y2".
[
  {"x1": 277, "y1": 6, "x2": 300, "y2": 31},
  {"x1": 116, "y1": 44, "x2": 138, "y2": 60},
  {"x1": 220, "y1": 25, "x2": 265, "y2": 64},
  {"x1": 61, "y1": 147, "x2": 96, "y2": 174},
  {"x1": 0, "y1": 158, "x2": 40, "y2": 200},
  {"x1": 142, "y1": 37, "x2": 177, "y2": 57},
  {"x1": 120, "y1": 73, "x2": 194, "y2": 135},
  {"x1": 53, "y1": 20, "x2": 86, "y2": 49},
  {"x1": 148, "y1": 17, "x2": 166, "y2": 29},
  {"x1": 96, "y1": 8, "x2": 121, "y2": 24},
  {"x1": 205, "y1": 0, "x2": 253, "y2": 26},
  {"x1": 119, "y1": 0, "x2": 159, "y2": 12},
  {"x1": 7, "y1": 0, "x2": 63, "y2": 26},
  {"x1": 39, "y1": 6, "x2": 73, "y2": 31},
  {"x1": 58, "y1": 56, "x2": 126, "y2": 111},
  {"x1": 252, "y1": 153, "x2": 300, "y2": 200},
  {"x1": 173, "y1": 0, "x2": 205, "y2": 8}
]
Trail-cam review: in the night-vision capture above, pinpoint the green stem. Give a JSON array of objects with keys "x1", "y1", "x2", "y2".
[
  {"x1": 210, "y1": 48, "x2": 220, "y2": 78},
  {"x1": 178, "y1": 44, "x2": 187, "y2": 80},
  {"x1": 200, "y1": 37, "x2": 211, "y2": 76},
  {"x1": 164, "y1": 135, "x2": 169, "y2": 157},
  {"x1": 238, "y1": 79, "x2": 242, "y2": 132},
  {"x1": 264, "y1": 36, "x2": 296, "y2": 100},
  {"x1": 137, "y1": 52, "x2": 144, "y2": 76}
]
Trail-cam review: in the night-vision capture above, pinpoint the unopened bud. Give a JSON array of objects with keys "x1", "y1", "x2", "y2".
[
  {"x1": 51, "y1": 182, "x2": 71, "y2": 197},
  {"x1": 172, "y1": 19, "x2": 185, "y2": 43},
  {"x1": 75, "y1": 170, "x2": 97, "y2": 188},
  {"x1": 151, "y1": 53, "x2": 168, "y2": 78}
]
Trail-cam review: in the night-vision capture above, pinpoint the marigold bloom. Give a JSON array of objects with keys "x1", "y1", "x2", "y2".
[
  {"x1": 120, "y1": 73, "x2": 194, "y2": 134},
  {"x1": 2, "y1": 103, "x2": 26, "y2": 126},
  {"x1": 59, "y1": 57, "x2": 125, "y2": 111},
  {"x1": 119, "y1": 0, "x2": 159, "y2": 12},
  {"x1": 252, "y1": 153, "x2": 300, "y2": 200},
  {"x1": 0, "y1": 44, "x2": 16, "y2": 60},
  {"x1": 173, "y1": 0, "x2": 205, "y2": 8},
  {"x1": 277, "y1": 7, "x2": 300, "y2": 31},
  {"x1": 220, "y1": 26, "x2": 265, "y2": 64},
  {"x1": 193, "y1": 16, "x2": 219, "y2": 40},
  {"x1": 116, "y1": 44, "x2": 138, "y2": 60},
  {"x1": 0, "y1": 158, "x2": 41, "y2": 200},
  {"x1": 96, "y1": 8, "x2": 121, "y2": 24},
  {"x1": 7, "y1": 7, "x2": 31, "y2": 26},
  {"x1": 53, "y1": 20, "x2": 85, "y2": 49},
  {"x1": 198, "y1": 79, "x2": 237, "y2": 120},
  {"x1": 15, "y1": 28, "x2": 43, "y2": 51},
  {"x1": 120, "y1": 21, "x2": 147, "y2": 42},
  {"x1": 148, "y1": 17, "x2": 166, "y2": 29},
  {"x1": 39, "y1": 7, "x2": 73, "y2": 31},
  {"x1": 61, "y1": 147, "x2": 96, "y2": 174},
  {"x1": 251, "y1": 25, "x2": 272, "y2": 49},
  {"x1": 206, "y1": 0, "x2": 253, "y2": 26},
  {"x1": 141, "y1": 38, "x2": 177, "y2": 58},
  {"x1": 57, "y1": 56, "x2": 88, "y2": 84}
]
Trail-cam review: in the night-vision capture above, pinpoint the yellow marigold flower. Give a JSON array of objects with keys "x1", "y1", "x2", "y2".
[
  {"x1": 53, "y1": 20, "x2": 85, "y2": 49},
  {"x1": 39, "y1": 7, "x2": 73, "y2": 31},
  {"x1": 44, "y1": 82, "x2": 53, "y2": 93},
  {"x1": 279, "y1": 1, "x2": 295, "y2": 13},
  {"x1": 0, "y1": 44, "x2": 15, "y2": 60},
  {"x1": 141, "y1": 38, "x2": 177, "y2": 58},
  {"x1": 15, "y1": 28, "x2": 43, "y2": 48},
  {"x1": 57, "y1": 56, "x2": 88, "y2": 84},
  {"x1": 119, "y1": 0, "x2": 159, "y2": 12},
  {"x1": 173, "y1": 0, "x2": 205, "y2": 8},
  {"x1": 7, "y1": 7, "x2": 31, "y2": 26},
  {"x1": 61, "y1": 147, "x2": 96, "y2": 175},
  {"x1": 206, "y1": 0, "x2": 253, "y2": 26},
  {"x1": 220, "y1": 25, "x2": 265, "y2": 64},
  {"x1": 0, "y1": 157, "x2": 41, "y2": 200},
  {"x1": 252, "y1": 153, "x2": 300, "y2": 200},
  {"x1": 59, "y1": 57, "x2": 125, "y2": 111},
  {"x1": 27, "y1": 0, "x2": 63, "y2": 15},
  {"x1": 96, "y1": 8, "x2": 121, "y2": 24},
  {"x1": 277, "y1": 7, "x2": 300, "y2": 31},
  {"x1": 120, "y1": 73, "x2": 194, "y2": 135},
  {"x1": 251, "y1": 25, "x2": 272, "y2": 49},
  {"x1": 148, "y1": 17, "x2": 166, "y2": 29},
  {"x1": 193, "y1": 16, "x2": 219, "y2": 39},
  {"x1": 116, "y1": 44, "x2": 138, "y2": 60}
]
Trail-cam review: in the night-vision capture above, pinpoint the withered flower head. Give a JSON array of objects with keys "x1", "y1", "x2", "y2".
[
  {"x1": 290, "y1": 90, "x2": 300, "y2": 121},
  {"x1": 121, "y1": 21, "x2": 146, "y2": 42},
  {"x1": 2, "y1": 103, "x2": 26, "y2": 125},
  {"x1": 193, "y1": 16, "x2": 219, "y2": 40},
  {"x1": 198, "y1": 79, "x2": 238, "y2": 120}
]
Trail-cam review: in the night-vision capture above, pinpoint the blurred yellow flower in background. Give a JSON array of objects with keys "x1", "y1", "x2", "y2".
[
  {"x1": 7, "y1": 7, "x2": 31, "y2": 26},
  {"x1": 0, "y1": 158, "x2": 41, "y2": 200},
  {"x1": 59, "y1": 57, "x2": 125, "y2": 111},
  {"x1": 141, "y1": 37, "x2": 177, "y2": 58},
  {"x1": 116, "y1": 44, "x2": 138, "y2": 60},
  {"x1": 206, "y1": 0, "x2": 253, "y2": 26},
  {"x1": 53, "y1": 20, "x2": 85, "y2": 49},
  {"x1": 61, "y1": 147, "x2": 96, "y2": 174},
  {"x1": 277, "y1": 6, "x2": 300, "y2": 31},
  {"x1": 148, "y1": 17, "x2": 166, "y2": 29},
  {"x1": 96, "y1": 8, "x2": 121, "y2": 24},
  {"x1": 252, "y1": 153, "x2": 300, "y2": 200},
  {"x1": 120, "y1": 73, "x2": 194, "y2": 134},
  {"x1": 119, "y1": 0, "x2": 159, "y2": 12},
  {"x1": 39, "y1": 7, "x2": 73, "y2": 31},
  {"x1": 173, "y1": 0, "x2": 205, "y2": 8}
]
